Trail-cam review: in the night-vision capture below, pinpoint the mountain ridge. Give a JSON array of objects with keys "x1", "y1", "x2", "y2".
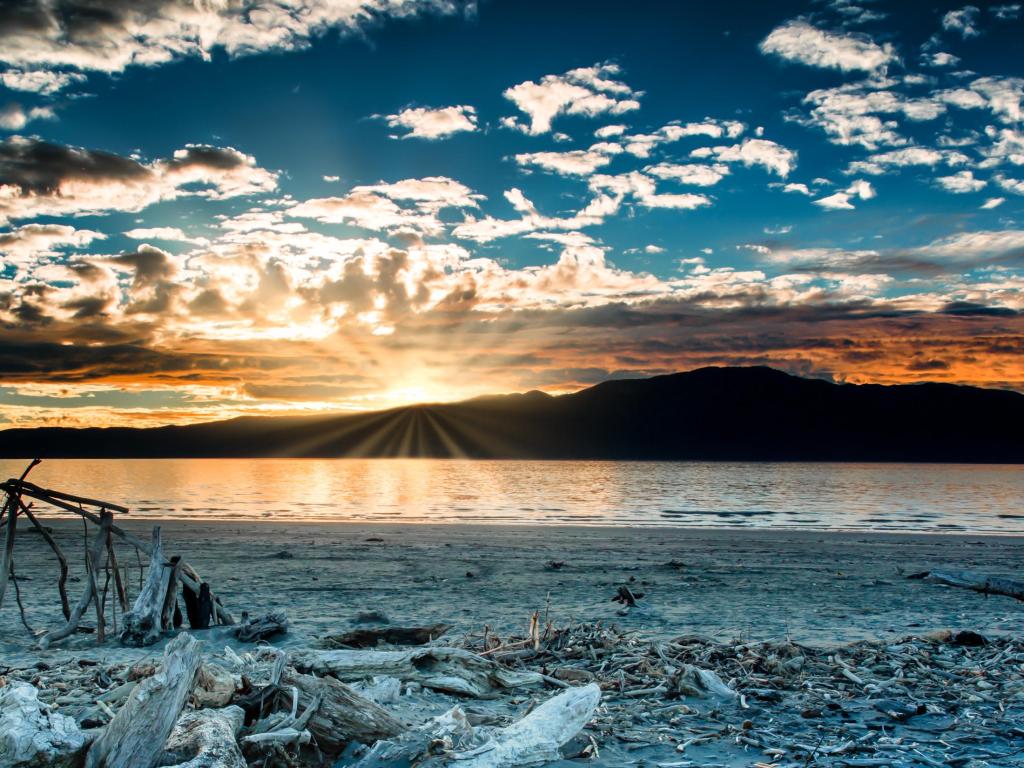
[{"x1": 2, "y1": 366, "x2": 1022, "y2": 462}]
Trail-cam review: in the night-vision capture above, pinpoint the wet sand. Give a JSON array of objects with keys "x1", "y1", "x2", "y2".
[{"x1": 4, "y1": 521, "x2": 1023, "y2": 662}]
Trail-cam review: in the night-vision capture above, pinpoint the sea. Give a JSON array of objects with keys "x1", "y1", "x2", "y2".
[{"x1": 2, "y1": 458, "x2": 1022, "y2": 533}]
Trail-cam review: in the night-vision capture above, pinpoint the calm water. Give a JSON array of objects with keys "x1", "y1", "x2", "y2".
[{"x1": 2, "y1": 459, "x2": 1022, "y2": 533}]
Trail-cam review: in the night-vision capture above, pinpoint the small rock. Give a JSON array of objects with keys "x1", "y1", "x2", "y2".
[{"x1": 272, "y1": 550, "x2": 294, "y2": 559}]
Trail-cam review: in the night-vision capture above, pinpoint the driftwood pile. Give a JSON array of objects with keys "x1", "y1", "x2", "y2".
[
  {"x1": 0, "y1": 460, "x2": 233, "y2": 650},
  {"x1": 0, "y1": 630, "x2": 601, "y2": 768},
  {"x1": 1, "y1": 617, "x2": 1022, "y2": 767}
]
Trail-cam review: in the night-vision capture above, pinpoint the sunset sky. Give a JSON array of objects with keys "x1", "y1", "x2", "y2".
[{"x1": 1, "y1": 0, "x2": 1023, "y2": 427}]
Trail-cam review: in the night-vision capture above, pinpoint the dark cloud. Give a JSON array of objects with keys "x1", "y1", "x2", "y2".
[{"x1": 0, "y1": 136, "x2": 150, "y2": 195}]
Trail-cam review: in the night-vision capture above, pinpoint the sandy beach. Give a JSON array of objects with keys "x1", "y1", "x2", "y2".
[
  {"x1": 4, "y1": 521, "x2": 1023, "y2": 661},
  {"x1": 4, "y1": 521, "x2": 1024, "y2": 767}
]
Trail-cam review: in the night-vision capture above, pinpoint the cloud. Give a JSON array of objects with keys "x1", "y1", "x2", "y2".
[
  {"x1": 981, "y1": 197, "x2": 1005, "y2": 209},
  {"x1": 594, "y1": 124, "x2": 628, "y2": 138},
  {"x1": 922, "y1": 51, "x2": 961, "y2": 68},
  {"x1": 846, "y1": 146, "x2": 969, "y2": 175},
  {"x1": 759, "y1": 20, "x2": 897, "y2": 73},
  {"x1": 690, "y1": 138, "x2": 797, "y2": 178},
  {"x1": 644, "y1": 162, "x2": 730, "y2": 186},
  {"x1": 589, "y1": 172, "x2": 712, "y2": 210},
  {"x1": 514, "y1": 143, "x2": 622, "y2": 176},
  {"x1": 502, "y1": 62, "x2": 641, "y2": 135},
  {"x1": 971, "y1": 77, "x2": 1024, "y2": 124},
  {"x1": 289, "y1": 176, "x2": 481, "y2": 235},
  {"x1": 993, "y1": 4, "x2": 1021, "y2": 20},
  {"x1": 452, "y1": 188, "x2": 619, "y2": 243},
  {"x1": 0, "y1": 103, "x2": 55, "y2": 131},
  {"x1": 814, "y1": 179, "x2": 876, "y2": 210},
  {"x1": 0, "y1": 223, "x2": 105, "y2": 266},
  {"x1": 936, "y1": 170, "x2": 986, "y2": 193},
  {"x1": 0, "y1": 69, "x2": 87, "y2": 94},
  {"x1": 0, "y1": 0, "x2": 470, "y2": 75},
  {"x1": 942, "y1": 6, "x2": 981, "y2": 38},
  {"x1": 382, "y1": 104, "x2": 478, "y2": 139},
  {"x1": 124, "y1": 227, "x2": 209, "y2": 245},
  {"x1": 0, "y1": 137, "x2": 278, "y2": 224}
]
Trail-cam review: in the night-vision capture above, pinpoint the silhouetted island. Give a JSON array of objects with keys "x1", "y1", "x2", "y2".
[{"x1": 3, "y1": 367, "x2": 1022, "y2": 461}]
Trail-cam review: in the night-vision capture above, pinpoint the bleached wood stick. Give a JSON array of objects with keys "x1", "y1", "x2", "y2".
[
  {"x1": 85, "y1": 632, "x2": 202, "y2": 768},
  {"x1": 287, "y1": 646, "x2": 544, "y2": 697},
  {"x1": 909, "y1": 569, "x2": 1024, "y2": 602},
  {"x1": 37, "y1": 511, "x2": 112, "y2": 650}
]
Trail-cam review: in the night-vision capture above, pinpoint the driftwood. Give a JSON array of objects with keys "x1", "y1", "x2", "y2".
[
  {"x1": 275, "y1": 668, "x2": 404, "y2": 754},
  {"x1": 451, "y1": 683, "x2": 601, "y2": 768},
  {"x1": 160, "y1": 706, "x2": 246, "y2": 768},
  {"x1": 356, "y1": 684, "x2": 600, "y2": 768},
  {"x1": 235, "y1": 611, "x2": 288, "y2": 643},
  {"x1": 0, "y1": 681, "x2": 89, "y2": 768},
  {"x1": 320, "y1": 623, "x2": 451, "y2": 648},
  {"x1": 37, "y1": 511, "x2": 112, "y2": 650},
  {"x1": 288, "y1": 646, "x2": 544, "y2": 697},
  {"x1": 86, "y1": 633, "x2": 203, "y2": 768},
  {"x1": 20, "y1": 502, "x2": 71, "y2": 619},
  {"x1": 121, "y1": 527, "x2": 171, "y2": 647},
  {"x1": 908, "y1": 569, "x2": 1024, "y2": 602},
  {"x1": 193, "y1": 663, "x2": 237, "y2": 709}
]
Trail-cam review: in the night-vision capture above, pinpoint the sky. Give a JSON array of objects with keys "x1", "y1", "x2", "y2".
[{"x1": 0, "y1": 0, "x2": 1022, "y2": 427}]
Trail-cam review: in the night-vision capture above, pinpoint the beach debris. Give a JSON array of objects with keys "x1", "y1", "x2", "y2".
[
  {"x1": 907, "y1": 568, "x2": 1024, "y2": 601},
  {"x1": 2, "y1": 460, "x2": 233, "y2": 650},
  {"x1": 355, "y1": 610, "x2": 390, "y2": 624},
  {"x1": 193, "y1": 663, "x2": 237, "y2": 709},
  {"x1": 319, "y1": 623, "x2": 452, "y2": 648},
  {"x1": 86, "y1": 632, "x2": 202, "y2": 768},
  {"x1": 544, "y1": 560, "x2": 565, "y2": 571},
  {"x1": 0, "y1": 681, "x2": 89, "y2": 768},
  {"x1": 161, "y1": 706, "x2": 246, "y2": 768},
  {"x1": 286, "y1": 646, "x2": 545, "y2": 697},
  {"x1": 120, "y1": 527, "x2": 172, "y2": 647},
  {"x1": 271, "y1": 550, "x2": 294, "y2": 560},
  {"x1": 234, "y1": 611, "x2": 289, "y2": 643}
]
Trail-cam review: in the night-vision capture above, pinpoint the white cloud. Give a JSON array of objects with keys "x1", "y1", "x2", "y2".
[
  {"x1": 0, "y1": 0, "x2": 467, "y2": 75},
  {"x1": 323, "y1": 175, "x2": 340, "y2": 182},
  {"x1": 993, "y1": 4, "x2": 1021, "y2": 20},
  {"x1": 644, "y1": 244, "x2": 665, "y2": 253},
  {"x1": 779, "y1": 182, "x2": 812, "y2": 195},
  {"x1": 589, "y1": 171, "x2": 712, "y2": 210},
  {"x1": 814, "y1": 179, "x2": 875, "y2": 210},
  {"x1": 382, "y1": 104, "x2": 478, "y2": 140},
  {"x1": 514, "y1": 143, "x2": 622, "y2": 176},
  {"x1": 0, "y1": 223, "x2": 105, "y2": 266},
  {"x1": 847, "y1": 147, "x2": 969, "y2": 175},
  {"x1": 124, "y1": 226, "x2": 208, "y2": 244},
  {"x1": 980, "y1": 197, "x2": 1005, "y2": 209},
  {"x1": 289, "y1": 176, "x2": 481, "y2": 235},
  {"x1": 0, "y1": 69, "x2": 87, "y2": 94},
  {"x1": 452, "y1": 188, "x2": 620, "y2": 243},
  {"x1": 0, "y1": 103, "x2": 56, "y2": 131},
  {"x1": 922, "y1": 51, "x2": 961, "y2": 68},
  {"x1": 759, "y1": 21, "x2": 897, "y2": 73},
  {"x1": 936, "y1": 170, "x2": 986, "y2": 193},
  {"x1": 502, "y1": 62, "x2": 641, "y2": 135},
  {"x1": 690, "y1": 138, "x2": 797, "y2": 178},
  {"x1": 594, "y1": 124, "x2": 627, "y2": 138},
  {"x1": 942, "y1": 6, "x2": 981, "y2": 38},
  {"x1": 971, "y1": 77, "x2": 1024, "y2": 124},
  {"x1": 644, "y1": 162, "x2": 730, "y2": 186},
  {"x1": 995, "y1": 175, "x2": 1024, "y2": 195}
]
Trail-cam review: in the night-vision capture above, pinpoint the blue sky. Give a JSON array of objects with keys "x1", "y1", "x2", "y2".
[{"x1": 0, "y1": 0, "x2": 1022, "y2": 425}]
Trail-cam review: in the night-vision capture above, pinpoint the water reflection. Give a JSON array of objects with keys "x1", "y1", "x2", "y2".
[{"x1": 1, "y1": 459, "x2": 1021, "y2": 533}]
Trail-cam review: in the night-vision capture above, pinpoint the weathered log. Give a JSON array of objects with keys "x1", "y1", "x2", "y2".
[
  {"x1": 907, "y1": 569, "x2": 1024, "y2": 602},
  {"x1": 320, "y1": 623, "x2": 451, "y2": 648},
  {"x1": 288, "y1": 646, "x2": 544, "y2": 697},
  {"x1": 448, "y1": 683, "x2": 601, "y2": 768},
  {"x1": 275, "y1": 668, "x2": 404, "y2": 754},
  {"x1": 0, "y1": 495, "x2": 17, "y2": 612},
  {"x1": 86, "y1": 632, "x2": 203, "y2": 768},
  {"x1": 0, "y1": 681, "x2": 89, "y2": 768},
  {"x1": 162, "y1": 556, "x2": 184, "y2": 630},
  {"x1": 37, "y1": 511, "x2": 112, "y2": 650},
  {"x1": 235, "y1": 611, "x2": 288, "y2": 643},
  {"x1": 352, "y1": 705, "x2": 475, "y2": 767},
  {"x1": 160, "y1": 706, "x2": 246, "y2": 768},
  {"x1": 121, "y1": 527, "x2": 171, "y2": 647}
]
